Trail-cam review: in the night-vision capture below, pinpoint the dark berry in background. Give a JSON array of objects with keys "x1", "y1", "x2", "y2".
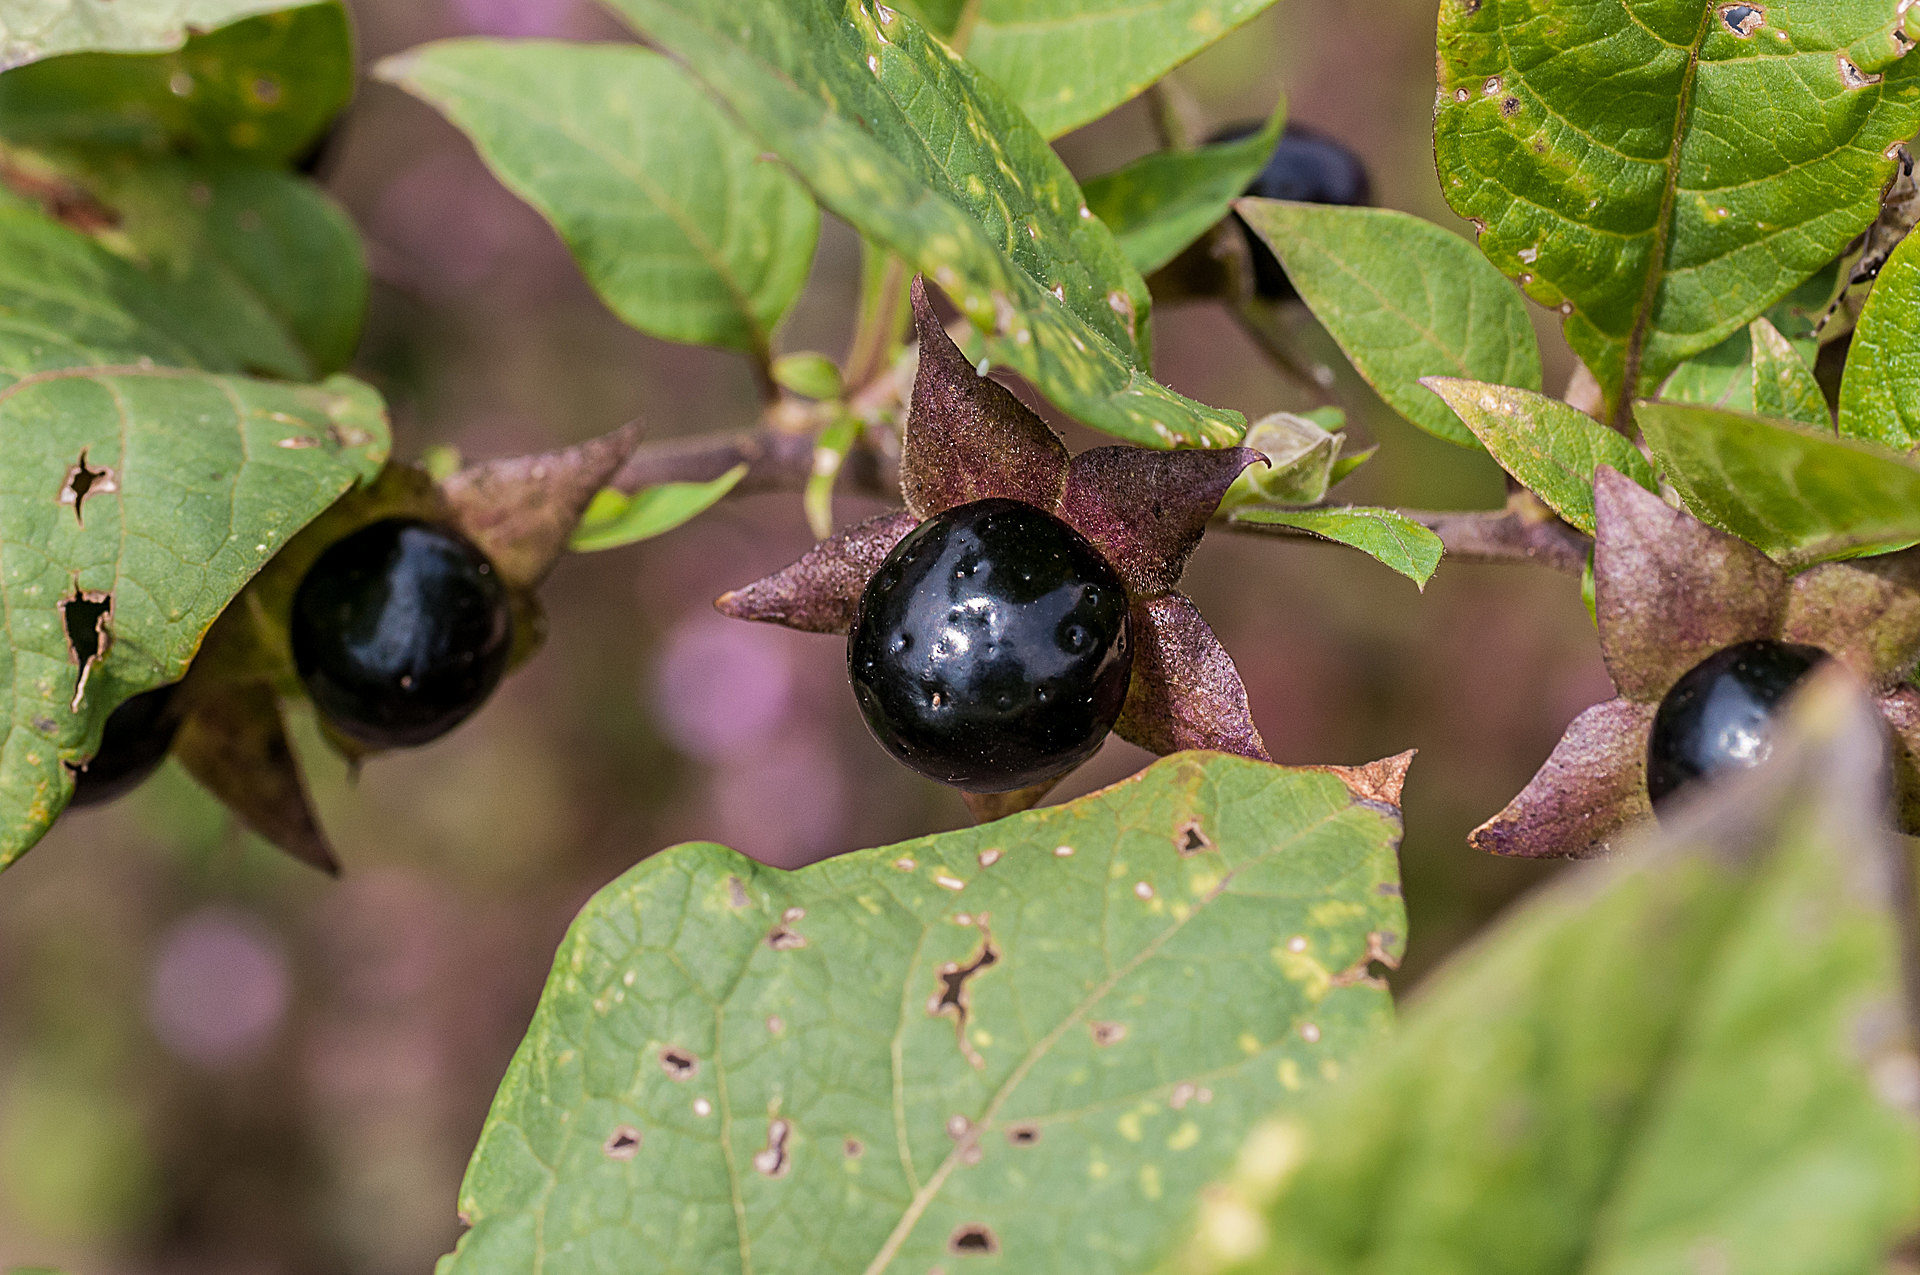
[
  {"x1": 1214, "y1": 122, "x2": 1372, "y2": 300},
  {"x1": 69, "y1": 682, "x2": 184, "y2": 809},
  {"x1": 292, "y1": 518, "x2": 513, "y2": 749},
  {"x1": 848, "y1": 499, "x2": 1133, "y2": 793},
  {"x1": 1646, "y1": 639, "x2": 1827, "y2": 807}
]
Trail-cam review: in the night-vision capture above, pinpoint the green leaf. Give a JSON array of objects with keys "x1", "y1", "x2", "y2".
[
  {"x1": 0, "y1": 150, "x2": 367, "y2": 379},
  {"x1": 1639, "y1": 399, "x2": 1920, "y2": 565},
  {"x1": 1228, "y1": 506, "x2": 1444, "y2": 588},
  {"x1": 900, "y1": 0, "x2": 1281, "y2": 139},
  {"x1": 0, "y1": 3, "x2": 352, "y2": 164},
  {"x1": 1083, "y1": 101, "x2": 1282, "y2": 276},
  {"x1": 569, "y1": 465, "x2": 748, "y2": 552},
  {"x1": 1839, "y1": 228, "x2": 1920, "y2": 449},
  {"x1": 1436, "y1": 0, "x2": 1920, "y2": 418},
  {"x1": 1186, "y1": 675, "x2": 1920, "y2": 1275},
  {"x1": 1747, "y1": 316, "x2": 1830, "y2": 430},
  {"x1": 1423, "y1": 379, "x2": 1657, "y2": 534},
  {"x1": 1661, "y1": 262, "x2": 1835, "y2": 413},
  {"x1": 1224, "y1": 410, "x2": 1341, "y2": 508},
  {"x1": 771, "y1": 352, "x2": 845, "y2": 401},
  {"x1": 599, "y1": 0, "x2": 1245, "y2": 449},
  {"x1": 440, "y1": 753, "x2": 1406, "y2": 1275},
  {"x1": 1235, "y1": 201, "x2": 1540, "y2": 448},
  {"x1": 0, "y1": 0, "x2": 301, "y2": 69},
  {"x1": 378, "y1": 40, "x2": 819, "y2": 358}
]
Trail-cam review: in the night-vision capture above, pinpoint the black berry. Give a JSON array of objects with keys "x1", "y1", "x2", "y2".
[
  {"x1": 1215, "y1": 122, "x2": 1372, "y2": 300},
  {"x1": 68, "y1": 683, "x2": 183, "y2": 808},
  {"x1": 1646, "y1": 639, "x2": 1826, "y2": 806},
  {"x1": 291, "y1": 518, "x2": 513, "y2": 748},
  {"x1": 848, "y1": 499, "x2": 1133, "y2": 793}
]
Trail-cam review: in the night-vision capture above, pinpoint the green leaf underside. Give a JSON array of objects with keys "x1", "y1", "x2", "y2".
[
  {"x1": 440, "y1": 753, "x2": 1405, "y2": 1275},
  {"x1": 1083, "y1": 101, "x2": 1282, "y2": 276},
  {"x1": 0, "y1": 3, "x2": 352, "y2": 164},
  {"x1": 0, "y1": 194, "x2": 388, "y2": 866},
  {"x1": 1236, "y1": 201, "x2": 1541, "y2": 448},
  {"x1": 1639, "y1": 399, "x2": 1920, "y2": 565},
  {"x1": 1435, "y1": 0, "x2": 1920, "y2": 416},
  {"x1": 1196, "y1": 684, "x2": 1920, "y2": 1275},
  {"x1": 1659, "y1": 264, "x2": 1834, "y2": 414},
  {"x1": 1230, "y1": 507, "x2": 1443, "y2": 587},
  {"x1": 380, "y1": 40, "x2": 820, "y2": 357},
  {"x1": 899, "y1": 0, "x2": 1280, "y2": 140},
  {"x1": 601, "y1": 0, "x2": 1244, "y2": 449},
  {"x1": 570, "y1": 464, "x2": 749, "y2": 552},
  {"x1": 1424, "y1": 378, "x2": 1657, "y2": 534},
  {"x1": 1746, "y1": 317, "x2": 1830, "y2": 430},
  {"x1": 1840, "y1": 228, "x2": 1920, "y2": 450},
  {"x1": 0, "y1": 0, "x2": 301, "y2": 69}
]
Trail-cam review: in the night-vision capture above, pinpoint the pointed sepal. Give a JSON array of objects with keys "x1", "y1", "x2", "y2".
[
  {"x1": 715, "y1": 510, "x2": 919, "y2": 635},
  {"x1": 1470, "y1": 698, "x2": 1655, "y2": 859},
  {"x1": 1783, "y1": 549, "x2": 1920, "y2": 689},
  {"x1": 1114, "y1": 593, "x2": 1268, "y2": 760},
  {"x1": 174, "y1": 681, "x2": 338, "y2": 875},
  {"x1": 1060, "y1": 446, "x2": 1264, "y2": 597},
  {"x1": 1593, "y1": 467, "x2": 1787, "y2": 701},
  {"x1": 902, "y1": 278, "x2": 1069, "y2": 520}
]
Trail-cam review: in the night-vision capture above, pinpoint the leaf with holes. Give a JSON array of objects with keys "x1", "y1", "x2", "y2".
[
  {"x1": 1638, "y1": 400, "x2": 1920, "y2": 566},
  {"x1": 0, "y1": 2, "x2": 351, "y2": 163},
  {"x1": 1235, "y1": 201, "x2": 1541, "y2": 448},
  {"x1": 1228, "y1": 507, "x2": 1443, "y2": 588},
  {"x1": 378, "y1": 40, "x2": 820, "y2": 357},
  {"x1": 1435, "y1": 0, "x2": 1920, "y2": 421},
  {"x1": 1423, "y1": 379, "x2": 1657, "y2": 534},
  {"x1": 439, "y1": 752, "x2": 1406, "y2": 1275},
  {"x1": 1840, "y1": 228, "x2": 1920, "y2": 450},
  {"x1": 899, "y1": 0, "x2": 1282, "y2": 139},
  {"x1": 0, "y1": 0, "x2": 307, "y2": 71},
  {"x1": 1082, "y1": 102, "x2": 1283, "y2": 276},
  {"x1": 600, "y1": 0, "x2": 1244, "y2": 448},
  {"x1": 1183, "y1": 674, "x2": 1920, "y2": 1274}
]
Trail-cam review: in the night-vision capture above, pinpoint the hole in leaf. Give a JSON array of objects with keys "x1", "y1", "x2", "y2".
[
  {"x1": 1719, "y1": 3, "x2": 1763, "y2": 36},
  {"x1": 59, "y1": 450, "x2": 116, "y2": 525},
  {"x1": 928, "y1": 928, "x2": 999, "y2": 1069},
  {"x1": 767, "y1": 925, "x2": 806, "y2": 951},
  {"x1": 752, "y1": 1119, "x2": 792, "y2": 1177},
  {"x1": 60, "y1": 587, "x2": 112, "y2": 711},
  {"x1": 603, "y1": 1126, "x2": 642, "y2": 1160},
  {"x1": 660, "y1": 1047, "x2": 698, "y2": 1081},
  {"x1": 1007, "y1": 1124, "x2": 1040, "y2": 1146},
  {"x1": 1176, "y1": 819, "x2": 1213, "y2": 856},
  {"x1": 948, "y1": 1224, "x2": 1000, "y2": 1256}
]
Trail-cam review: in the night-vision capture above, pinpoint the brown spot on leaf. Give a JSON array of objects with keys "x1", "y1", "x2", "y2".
[
  {"x1": 767, "y1": 925, "x2": 807, "y2": 951},
  {"x1": 1330, "y1": 931, "x2": 1404, "y2": 989},
  {"x1": 59, "y1": 587, "x2": 112, "y2": 711},
  {"x1": 660, "y1": 1047, "x2": 698, "y2": 1081},
  {"x1": 1314, "y1": 750, "x2": 1416, "y2": 809},
  {"x1": 1719, "y1": 3, "x2": 1763, "y2": 36},
  {"x1": 929, "y1": 926, "x2": 999, "y2": 1069},
  {"x1": 59, "y1": 450, "x2": 116, "y2": 525},
  {"x1": 752, "y1": 1119, "x2": 792, "y2": 1177},
  {"x1": 727, "y1": 875, "x2": 751, "y2": 908},
  {"x1": 1839, "y1": 53, "x2": 1883, "y2": 88},
  {"x1": 604, "y1": 1126, "x2": 642, "y2": 1159},
  {"x1": 1500, "y1": 96, "x2": 1521, "y2": 116},
  {"x1": 948, "y1": 1224, "x2": 1000, "y2": 1256},
  {"x1": 0, "y1": 152, "x2": 120, "y2": 232},
  {"x1": 1176, "y1": 819, "x2": 1214, "y2": 856},
  {"x1": 844, "y1": 1137, "x2": 864, "y2": 1158},
  {"x1": 1007, "y1": 1124, "x2": 1041, "y2": 1145},
  {"x1": 1090, "y1": 1020, "x2": 1127, "y2": 1047}
]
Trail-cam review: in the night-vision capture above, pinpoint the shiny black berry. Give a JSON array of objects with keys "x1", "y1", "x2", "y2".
[
  {"x1": 1646, "y1": 639, "x2": 1827, "y2": 806},
  {"x1": 68, "y1": 683, "x2": 183, "y2": 808},
  {"x1": 291, "y1": 518, "x2": 513, "y2": 748},
  {"x1": 1215, "y1": 122, "x2": 1372, "y2": 300},
  {"x1": 848, "y1": 499, "x2": 1133, "y2": 793}
]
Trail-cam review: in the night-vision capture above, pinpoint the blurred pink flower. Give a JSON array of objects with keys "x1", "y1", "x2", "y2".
[
  {"x1": 447, "y1": 0, "x2": 585, "y2": 37},
  {"x1": 710, "y1": 741, "x2": 851, "y2": 869},
  {"x1": 653, "y1": 616, "x2": 799, "y2": 761},
  {"x1": 146, "y1": 909, "x2": 290, "y2": 1070}
]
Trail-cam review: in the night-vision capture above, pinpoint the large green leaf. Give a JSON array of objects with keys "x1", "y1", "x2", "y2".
[
  {"x1": 440, "y1": 753, "x2": 1406, "y2": 1274},
  {"x1": 1659, "y1": 264, "x2": 1836, "y2": 415},
  {"x1": 1228, "y1": 507, "x2": 1443, "y2": 588},
  {"x1": 379, "y1": 40, "x2": 820, "y2": 358},
  {"x1": 1236, "y1": 201, "x2": 1540, "y2": 448},
  {"x1": 1639, "y1": 399, "x2": 1920, "y2": 565},
  {"x1": 1424, "y1": 379, "x2": 1658, "y2": 534},
  {"x1": 1436, "y1": 1, "x2": 1920, "y2": 418},
  {"x1": 0, "y1": 3, "x2": 351, "y2": 163},
  {"x1": 902, "y1": 0, "x2": 1281, "y2": 140},
  {"x1": 1184, "y1": 675, "x2": 1920, "y2": 1274},
  {"x1": 600, "y1": 0, "x2": 1245, "y2": 448},
  {"x1": 0, "y1": 0, "x2": 301, "y2": 71},
  {"x1": 1839, "y1": 229, "x2": 1920, "y2": 450},
  {"x1": 1083, "y1": 103, "x2": 1282, "y2": 277}
]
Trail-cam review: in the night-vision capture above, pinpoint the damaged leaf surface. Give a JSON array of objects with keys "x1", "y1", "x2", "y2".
[{"x1": 440, "y1": 753, "x2": 1404, "y2": 1275}]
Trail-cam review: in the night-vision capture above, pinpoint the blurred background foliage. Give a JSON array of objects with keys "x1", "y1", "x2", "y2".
[{"x1": 0, "y1": 0, "x2": 1601, "y2": 1269}]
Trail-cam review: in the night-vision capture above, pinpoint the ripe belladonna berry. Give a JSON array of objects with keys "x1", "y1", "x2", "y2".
[
  {"x1": 848, "y1": 498, "x2": 1133, "y2": 793},
  {"x1": 68, "y1": 682, "x2": 184, "y2": 808},
  {"x1": 1213, "y1": 122, "x2": 1372, "y2": 300},
  {"x1": 1646, "y1": 639, "x2": 1827, "y2": 806},
  {"x1": 291, "y1": 517, "x2": 513, "y2": 748}
]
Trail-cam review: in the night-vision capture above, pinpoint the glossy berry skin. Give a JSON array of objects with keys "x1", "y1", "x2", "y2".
[
  {"x1": 1214, "y1": 122, "x2": 1372, "y2": 300},
  {"x1": 1646, "y1": 639, "x2": 1826, "y2": 806},
  {"x1": 69, "y1": 683, "x2": 183, "y2": 808},
  {"x1": 291, "y1": 518, "x2": 513, "y2": 748},
  {"x1": 848, "y1": 499, "x2": 1133, "y2": 793}
]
